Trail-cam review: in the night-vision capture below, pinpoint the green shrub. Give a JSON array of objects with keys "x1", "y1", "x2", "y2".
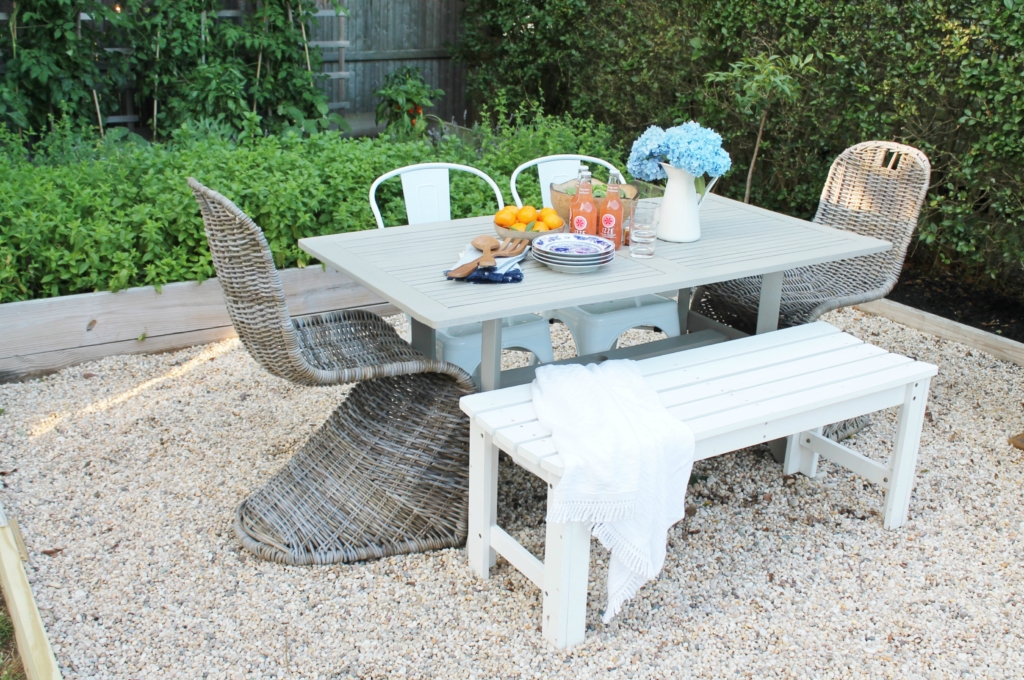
[
  {"x1": 0, "y1": 0, "x2": 340, "y2": 136},
  {"x1": 0, "y1": 114, "x2": 622, "y2": 303},
  {"x1": 456, "y1": 0, "x2": 1024, "y2": 288}
]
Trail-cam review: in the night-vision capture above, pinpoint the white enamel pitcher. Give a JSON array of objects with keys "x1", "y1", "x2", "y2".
[{"x1": 656, "y1": 162, "x2": 720, "y2": 243}]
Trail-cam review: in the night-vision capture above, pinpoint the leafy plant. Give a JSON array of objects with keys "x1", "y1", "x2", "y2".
[
  {"x1": 374, "y1": 66, "x2": 445, "y2": 137},
  {"x1": 0, "y1": 0, "x2": 346, "y2": 137},
  {"x1": 0, "y1": 113, "x2": 621, "y2": 303},
  {"x1": 704, "y1": 54, "x2": 815, "y2": 203},
  {"x1": 1, "y1": 0, "x2": 130, "y2": 133}
]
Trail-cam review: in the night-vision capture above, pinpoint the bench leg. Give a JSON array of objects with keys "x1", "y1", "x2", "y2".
[
  {"x1": 468, "y1": 421, "x2": 499, "y2": 577},
  {"x1": 542, "y1": 513, "x2": 591, "y2": 650},
  {"x1": 884, "y1": 379, "x2": 930, "y2": 530},
  {"x1": 783, "y1": 428, "x2": 821, "y2": 478}
]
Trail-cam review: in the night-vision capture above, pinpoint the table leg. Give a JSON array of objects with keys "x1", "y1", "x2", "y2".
[
  {"x1": 756, "y1": 271, "x2": 784, "y2": 334},
  {"x1": 480, "y1": 319, "x2": 503, "y2": 391},
  {"x1": 677, "y1": 288, "x2": 692, "y2": 335},
  {"x1": 757, "y1": 271, "x2": 786, "y2": 457},
  {"x1": 410, "y1": 317, "x2": 437, "y2": 360}
]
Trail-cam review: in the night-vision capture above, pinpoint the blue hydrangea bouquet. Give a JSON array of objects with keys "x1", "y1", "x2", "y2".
[{"x1": 625, "y1": 122, "x2": 732, "y2": 243}]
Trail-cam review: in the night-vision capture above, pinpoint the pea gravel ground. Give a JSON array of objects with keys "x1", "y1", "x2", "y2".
[{"x1": 1, "y1": 308, "x2": 1022, "y2": 679}]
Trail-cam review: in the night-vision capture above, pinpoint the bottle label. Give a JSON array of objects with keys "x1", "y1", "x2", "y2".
[
  {"x1": 599, "y1": 214, "x2": 616, "y2": 237},
  {"x1": 572, "y1": 215, "x2": 588, "y2": 233}
]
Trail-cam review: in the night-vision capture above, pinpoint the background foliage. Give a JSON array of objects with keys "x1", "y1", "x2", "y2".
[
  {"x1": 0, "y1": 113, "x2": 621, "y2": 303},
  {"x1": 0, "y1": 0, "x2": 340, "y2": 135},
  {"x1": 455, "y1": 0, "x2": 1024, "y2": 289}
]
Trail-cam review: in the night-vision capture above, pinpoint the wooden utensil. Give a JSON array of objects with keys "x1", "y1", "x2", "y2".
[
  {"x1": 447, "y1": 239, "x2": 529, "y2": 280},
  {"x1": 471, "y1": 235, "x2": 501, "y2": 268}
]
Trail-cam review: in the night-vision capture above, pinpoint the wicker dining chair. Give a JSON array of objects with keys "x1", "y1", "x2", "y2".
[
  {"x1": 693, "y1": 141, "x2": 931, "y2": 440},
  {"x1": 188, "y1": 178, "x2": 477, "y2": 565}
]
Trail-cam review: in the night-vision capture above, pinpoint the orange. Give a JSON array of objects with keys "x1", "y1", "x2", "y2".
[
  {"x1": 494, "y1": 209, "x2": 516, "y2": 227},
  {"x1": 539, "y1": 207, "x2": 558, "y2": 220},
  {"x1": 516, "y1": 205, "x2": 538, "y2": 224},
  {"x1": 531, "y1": 222, "x2": 549, "y2": 232},
  {"x1": 542, "y1": 213, "x2": 564, "y2": 229},
  {"x1": 509, "y1": 222, "x2": 528, "y2": 232}
]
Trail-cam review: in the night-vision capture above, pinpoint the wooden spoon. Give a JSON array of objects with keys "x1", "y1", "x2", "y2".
[
  {"x1": 448, "y1": 238, "x2": 526, "y2": 280},
  {"x1": 472, "y1": 235, "x2": 501, "y2": 268}
]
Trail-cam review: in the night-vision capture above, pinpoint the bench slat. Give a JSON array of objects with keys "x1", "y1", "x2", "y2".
[
  {"x1": 475, "y1": 401, "x2": 542, "y2": 435},
  {"x1": 511, "y1": 354, "x2": 935, "y2": 479},
  {"x1": 475, "y1": 332, "x2": 871, "y2": 434},
  {"x1": 480, "y1": 345, "x2": 900, "y2": 444},
  {"x1": 645, "y1": 332, "x2": 865, "y2": 392},
  {"x1": 459, "y1": 321, "x2": 842, "y2": 417},
  {"x1": 687, "y1": 361, "x2": 935, "y2": 439},
  {"x1": 633, "y1": 321, "x2": 841, "y2": 377},
  {"x1": 660, "y1": 344, "x2": 888, "y2": 409},
  {"x1": 669, "y1": 353, "x2": 914, "y2": 424},
  {"x1": 493, "y1": 420, "x2": 555, "y2": 457},
  {"x1": 691, "y1": 385, "x2": 908, "y2": 461},
  {"x1": 537, "y1": 366, "x2": 931, "y2": 479}
]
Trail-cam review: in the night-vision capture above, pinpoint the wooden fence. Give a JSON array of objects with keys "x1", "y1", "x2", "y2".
[{"x1": 339, "y1": 0, "x2": 467, "y2": 125}]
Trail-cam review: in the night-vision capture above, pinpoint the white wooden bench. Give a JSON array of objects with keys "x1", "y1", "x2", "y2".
[{"x1": 458, "y1": 322, "x2": 937, "y2": 649}]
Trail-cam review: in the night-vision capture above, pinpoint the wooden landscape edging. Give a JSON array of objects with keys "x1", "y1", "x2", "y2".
[
  {"x1": 0, "y1": 266, "x2": 398, "y2": 382},
  {"x1": 0, "y1": 502, "x2": 62, "y2": 680},
  {"x1": 855, "y1": 298, "x2": 1024, "y2": 366}
]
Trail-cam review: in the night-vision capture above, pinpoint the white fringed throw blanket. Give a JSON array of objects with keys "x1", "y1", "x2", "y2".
[{"x1": 531, "y1": 360, "x2": 695, "y2": 622}]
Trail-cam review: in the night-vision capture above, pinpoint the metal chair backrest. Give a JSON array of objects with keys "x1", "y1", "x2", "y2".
[
  {"x1": 188, "y1": 178, "x2": 318, "y2": 384},
  {"x1": 814, "y1": 141, "x2": 931, "y2": 278},
  {"x1": 510, "y1": 154, "x2": 623, "y2": 208},
  {"x1": 369, "y1": 162, "x2": 505, "y2": 229}
]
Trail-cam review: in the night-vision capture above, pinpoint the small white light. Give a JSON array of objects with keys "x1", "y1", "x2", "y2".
[{"x1": 114, "y1": 3, "x2": 122, "y2": 12}]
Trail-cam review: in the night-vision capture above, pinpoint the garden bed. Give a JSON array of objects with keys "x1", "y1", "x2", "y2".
[
  {"x1": 0, "y1": 310, "x2": 1022, "y2": 677},
  {"x1": 888, "y1": 265, "x2": 1024, "y2": 345}
]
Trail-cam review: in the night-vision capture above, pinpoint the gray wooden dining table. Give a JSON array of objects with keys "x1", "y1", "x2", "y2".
[{"x1": 299, "y1": 194, "x2": 891, "y2": 392}]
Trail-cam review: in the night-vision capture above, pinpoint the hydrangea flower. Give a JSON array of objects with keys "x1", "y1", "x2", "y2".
[
  {"x1": 627, "y1": 126, "x2": 668, "y2": 181},
  {"x1": 627, "y1": 121, "x2": 732, "y2": 181}
]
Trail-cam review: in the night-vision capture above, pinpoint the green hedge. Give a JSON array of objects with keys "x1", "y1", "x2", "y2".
[
  {"x1": 0, "y1": 115, "x2": 621, "y2": 303},
  {"x1": 456, "y1": 0, "x2": 1024, "y2": 288}
]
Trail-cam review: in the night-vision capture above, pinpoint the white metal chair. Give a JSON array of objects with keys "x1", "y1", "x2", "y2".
[
  {"x1": 369, "y1": 163, "x2": 554, "y2": 380},
  {"x1": 510, "y1": 154, "x2": 621, "y2": 208},
  {"x1": 511, "y1": 155, "x2": 682, "y2": 354}
]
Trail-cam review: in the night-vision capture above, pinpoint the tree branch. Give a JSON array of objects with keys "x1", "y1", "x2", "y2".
[{"x1": 744, "y1": 105, "x2": 769, "y2": 204}]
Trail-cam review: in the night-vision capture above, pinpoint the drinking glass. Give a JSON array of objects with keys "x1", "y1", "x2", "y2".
[{"x1": 629, "y1": 201, "x2": 659, "y2": 258}]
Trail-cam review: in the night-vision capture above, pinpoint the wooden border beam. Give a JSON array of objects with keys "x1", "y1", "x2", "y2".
[
  {"x1": 856, "y1": 299, "x2": 1024, "y2": 366},
  {"x1": 0, "y1": 503, "x2": 62, "y2": 680}
]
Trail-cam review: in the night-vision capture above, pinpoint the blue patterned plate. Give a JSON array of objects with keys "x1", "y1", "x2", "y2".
[{"x1": 532, "y1": 233, "x2": 616, "y2": 257}]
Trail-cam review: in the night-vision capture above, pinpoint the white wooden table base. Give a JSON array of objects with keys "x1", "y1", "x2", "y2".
[{"x1": 460, "y1": 322, "x2": 937, "y2": 648}]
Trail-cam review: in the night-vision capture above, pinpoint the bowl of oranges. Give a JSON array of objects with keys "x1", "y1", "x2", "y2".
[{"x1": 493, "y1": 204, "x2": 567, "y2": 241}]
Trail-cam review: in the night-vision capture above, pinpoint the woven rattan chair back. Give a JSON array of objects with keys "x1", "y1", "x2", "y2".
[
  {"x1": 188, "y1": 178, "x2": 317, "y2": 384},
  {"x1": 812, "y1": 141, "x2": 931, "y2": 294}
]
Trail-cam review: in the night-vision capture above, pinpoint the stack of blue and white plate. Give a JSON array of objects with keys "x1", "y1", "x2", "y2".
[{"x1": 531, "y1": 234, "x2": 615, "y2": 274}]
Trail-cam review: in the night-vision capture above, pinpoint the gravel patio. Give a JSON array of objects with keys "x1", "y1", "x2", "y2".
[{"x1": 1, "y1": 308, "x2": 1022, "y2": 679}]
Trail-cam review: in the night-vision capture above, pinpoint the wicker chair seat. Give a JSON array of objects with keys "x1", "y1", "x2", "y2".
[
  {"x1": 293, "y1": 309, "x2": 428, "y2": 374},
  {"x1": 694, "y1": 258, "x2": 893, "y2": 333},
  {"x1": 189, "y1": 178, "x2": 476, "y2": 566}
]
